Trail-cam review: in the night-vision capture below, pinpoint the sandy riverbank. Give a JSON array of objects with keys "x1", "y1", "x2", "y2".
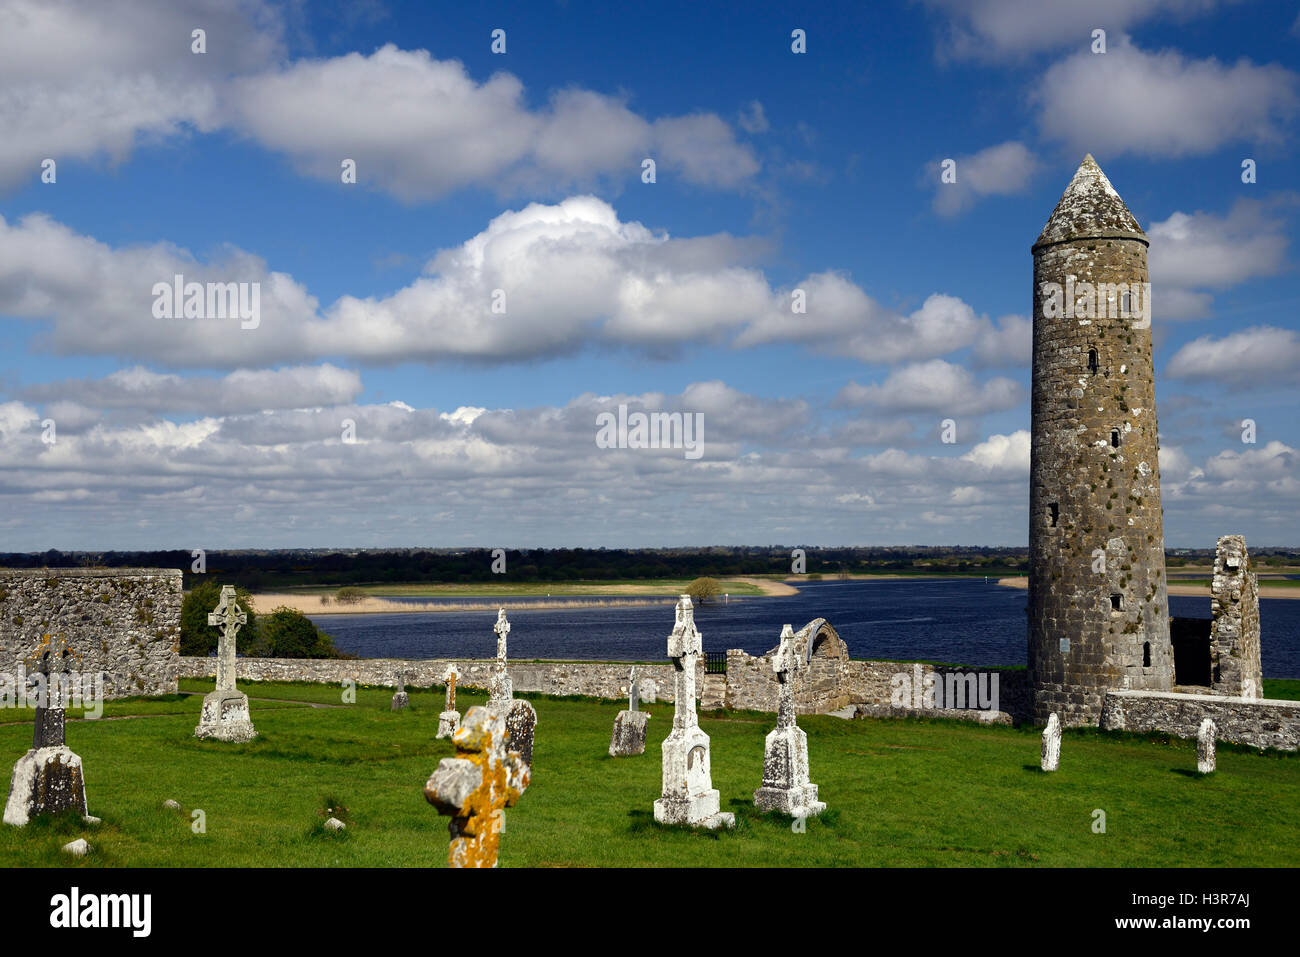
[
  {"x1": 997, "y1": 577, "x2": 1300, "y2": 600},
  {"x1": 252, "y1": 576, "x2": 798, "y2": 616}
]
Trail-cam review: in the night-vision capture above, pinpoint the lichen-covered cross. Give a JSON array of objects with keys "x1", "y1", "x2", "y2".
[
  {"x1": 208, "y1": 585, "x2": 247, "y2": 693},
  {"x1": 444, "y1": 664, "x2": 459, "y2": 711},
  {"x1": 667, "y1": 595, "x2": 702, "y2": 731},
  {"x1": 772, "y1": 624, "x2": 798, "y2": 730},
  {"x1": 424, "y1": 705, "x2": 530, "y2": 868},
  {"x1": 628, "y1": 666, "x2": 639, "y2": 713},
  {"x1": 30, "y1": 646, "x2": 73, "y2": 747}
]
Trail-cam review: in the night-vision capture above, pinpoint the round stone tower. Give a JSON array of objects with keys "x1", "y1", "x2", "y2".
[{"x1": 1028, "y1": 154, "x2": 1173, "y2": 726}]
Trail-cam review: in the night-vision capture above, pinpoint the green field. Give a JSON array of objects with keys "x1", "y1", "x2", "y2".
[{"x1": 2, "y1": 679, "x2": 1297, "y2": 867}]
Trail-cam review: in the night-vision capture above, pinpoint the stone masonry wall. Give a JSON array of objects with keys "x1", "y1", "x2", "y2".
[
  {"x1": 0, "y1": 568, "x2": 182, "y2": 697},
  {"x1": 179, "y1": 655, "x2": 698, "y2": 702},
  {"x1": 1100, "y1": 689, "x2": 1300, "y2": 752}
]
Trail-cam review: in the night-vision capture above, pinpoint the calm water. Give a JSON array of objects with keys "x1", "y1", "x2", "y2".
[{"x1": 307, "y1": 579, "x2": 1300, "y2": 678}]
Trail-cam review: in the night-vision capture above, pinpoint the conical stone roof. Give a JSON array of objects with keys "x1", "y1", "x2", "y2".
[{"x1": 1032, "y1": 154, "x2": 1146, "y2": 250}]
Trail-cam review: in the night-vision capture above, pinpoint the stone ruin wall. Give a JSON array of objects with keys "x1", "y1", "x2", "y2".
[
  {"x1": 0, "y1": 568, "x2": 182, "y2": 698},
  {"x1": 1210, "y1": 534, "x2": 1262, "y2": 697},
  {"x1": 178, "y1": 655, "x2": 697, "y2": 702},
  {"x1": 1100, "y1": 689, "x2": 1300, "y2": 752}
]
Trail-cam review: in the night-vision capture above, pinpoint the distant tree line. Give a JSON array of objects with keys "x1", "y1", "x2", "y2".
[{"x1": 4, "y1": 546, "x2": 1295, "y2": 592}]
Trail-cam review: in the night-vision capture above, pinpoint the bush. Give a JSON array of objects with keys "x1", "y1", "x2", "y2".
[
  {"x1": 260, "y1": 607, "x2": 348, "y2": 658},
  {"x1": 180, "y1": 582, "x2": 259, "y2": 656},
  {"x1": 684, "y1": 576, "x2": 721, "y2": 604},
  {"x1": 334, "y1": 587, "x2": 366, "y2": 605},
  {"x1": 319, "y1": 595, "x2": 332, "y2": 606}
]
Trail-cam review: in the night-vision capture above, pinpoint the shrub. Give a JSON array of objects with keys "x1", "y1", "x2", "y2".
[
  {"x1": 334, "y1": 587, "x2": 366, "y2": 605},
  {"x1": 260, "y1": 607, "x2": 347, "y2": 658},
  {"x1": 684, "y1": 576, "x2": 721, "y2": 604}
]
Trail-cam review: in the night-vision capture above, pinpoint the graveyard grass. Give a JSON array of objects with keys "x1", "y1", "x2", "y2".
[{"x1": 2, "y1": 679, "x2": 1298, "y2": 868}]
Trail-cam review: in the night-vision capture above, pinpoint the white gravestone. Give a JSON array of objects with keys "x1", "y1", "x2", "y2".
[
  {"x1": 1041, "y1": 712, "x2": 1061, "y2": 772},
  {"x1": 487, "y1": 608, "x2": 513, "y2": 710},
  {"x1": 391, "y1": 671, "x2": 409, "y2": 711},
  {"x1": 193, "y1": 586, "x2": 257, "y2": 742},
  {"x1": 437, "y1": 664, "x2": 461, "y2": 739},
  {"x1": 653, "y1": 596, "x2": 734, "y2": 829},
  {"x1": 609, "y1": 666, "x2": 650, "y2": 757},
  {"x1": 1197, "y1": 717, "x2": 1217, "y2": 774},
  {"x1": 754, "y1": 625, "x2": 826, "y2": 817}
]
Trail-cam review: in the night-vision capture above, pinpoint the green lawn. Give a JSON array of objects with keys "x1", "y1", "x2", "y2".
[{"x1": 2, "y1": 681, "x2": 1297, "y2": 867}]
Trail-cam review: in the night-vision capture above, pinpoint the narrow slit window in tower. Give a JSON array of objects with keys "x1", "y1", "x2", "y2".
[
  {"x1": 1110, "y1": 594, "x2": 1123, "y2": 611},
  {"x1": 1048, "y1": 502, "x2": 1059, "y2": 527},
  {"x1": 1143, "y1": 642, "x2": 1151, "y2": 668},
  {"x1": 1121, "y1": 290, "x2": 1131, "y2": 314},
  {"x1": 1087, "y1": 348, "x2": 1098, "y2": 373},
  {"x1": 1110, "y1": 429, "x2": 1120, "y2": 448}
]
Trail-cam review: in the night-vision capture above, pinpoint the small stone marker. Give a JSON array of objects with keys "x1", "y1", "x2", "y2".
[
  {"x1": 194, "y1": 586, "x2": 257, "y2": 742},
  {"x1": 609, "y1": 666, "x2": 650, "y2": 757},
  {"x1": 4, "y1": 646, "x2": 90, "y2": 827},
  {"x1": 754, "y1": 625, "x2": 826, "y2": 817},
  {"x1": 1041, "y1": 712, "x2": 1061, "y2": 772},
  {"x1": 1197, "y1": 717, "x2": 1217, "y2": 774},
  {"x1": 162, "y1": 799, "x2": 181, "y2": 811},
  {"x1": 391, "y1": 671, "x2": 409, "y2": 711},
  {"x1": 487, "y1": 608, "x2": 513, "y2": 710},
  {"x1": 639, "y1": 677, "x2": 657, "y2": 704},
  {"x1": 437, "y1": 664, "x2": 461, "y2": 739},
  {"x1": 653, "y1": 596, "x2": 734, "y2": 829},
  {"x1": 323, "y1": 816, "x2": 346, "y2": 832},
  {"x1": 425, "y1": 705, "x2": 530, "y2": 868},
  {"x1": 61, "y1": 838, "x2": 90, "y2": 857}
]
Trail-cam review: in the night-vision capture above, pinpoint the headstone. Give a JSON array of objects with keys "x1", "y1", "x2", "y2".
[
  {"x1": 324, "y1": 816, "x2": 346, "y2": 832},
  {"x1": 653, "y1": 596, "x2": 734, "y2": 829},
  {"x1": 424, "y1": 705, "x2": 530, "y2": 868},
  {"x1": 162, "y1": 799, "x2": 181, "y2": 811},
  {"x1": 639, "y1": 677, "x2": 657, "y2": 705},
  {"x1": 487, "y1": 608, "x2": 513, "y2": 710},
  {"x1": 610, "y1": 666, "x2": 650, "y2": 757},
  {"x1": 391, "y1": 671, "x2": 409, "y2": 711},
  {"x1": 1197, "y1": 717, "x2": 1217, "y2": 774},
  {"x1": 754, "y1": 624, "x2": 826, "y2": 817},
  {"x1": 437, "y1": 664, "x2": 461, "y2": 739},
  {"x1": 193, "y1": 586, "x2": 257, "y2": 742},
  {"x1": 4, "y1": 646, "x2": 90, "y2": 827},
  {"x1": 1041, "y1": 712, "x2": 1061, "y2": 772},
  {"x1": 504, "y1": 699, "x2": 538, "y2": 767},
  {"x1": 61, "y1": 838, "x2": 90, "y2": 857}
]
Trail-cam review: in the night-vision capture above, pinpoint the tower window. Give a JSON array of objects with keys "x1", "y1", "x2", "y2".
[
  {"x1": 1122, "y1": 290, "x2": 1131, "y2": 314},
  {"x1": 1143, "y1": 642, "x2": 1151, "y2": 668},
  {"x1": 1048, "y1": 503, "x2": 1059, "y2": 527},
  {"x1": 1111, "y1": 429, "x2": 1121, "y2": 448},
  {"x1": 1087, "y1": 349, "x2": 1098, "y2": 373},
  {"x1": 1110, "y1": 594, "x2": 1123, "y2": 611}
]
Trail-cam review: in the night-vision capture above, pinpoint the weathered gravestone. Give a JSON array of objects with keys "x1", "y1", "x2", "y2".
[
  {"x1": 653, "y1": 596, "x2": 734, "y2": 829},
  {"x1": 504, "y1": 699, "x2": 537, "y2": 768},
  {"x1": 1041, "y1": 712, "x2": 1061, "y2": 772},
  {"x1": 4, "y1": 646, "x2": 89, "y2": 827},
  {"x1": 1197, "y1": 717, "x2": 1217, "y2": 774},
  {"x1": 638, "y1": 677, "x2": 657, "y2": 705},
  {"x1": 483, "y1": 609, "x2": 537, "y2": 765},
  {"x1": 391, "y1": 672, "x2": 409, "y2": 711},
  {"x1": 194, "y1": 586, "x2": 257, "y2": 742},
  {"x1": 437, "y1": 664, "x2": 461, "y2": 739},
  {"x1": 754, "y1": 625, "x2": 826, "y2": 817},
  {"x1": 424, "y1": 705, "x2": 530, "y2": 868},
  {"x1": 609, "y1": 666, "x2": 650, "y2": 757}
]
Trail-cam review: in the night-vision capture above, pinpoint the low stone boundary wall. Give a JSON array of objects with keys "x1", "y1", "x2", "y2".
[
  {"x1": 178, "y1": 656, "x2": 693, "y2": 702},
  {"x1": 1100, "y1": 689, "x2": 1300, "y2": 751}
]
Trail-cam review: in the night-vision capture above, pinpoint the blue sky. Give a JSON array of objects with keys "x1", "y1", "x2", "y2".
[{"x1": 0, "y1": 0, "x2": 1297, "y2": 550}]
